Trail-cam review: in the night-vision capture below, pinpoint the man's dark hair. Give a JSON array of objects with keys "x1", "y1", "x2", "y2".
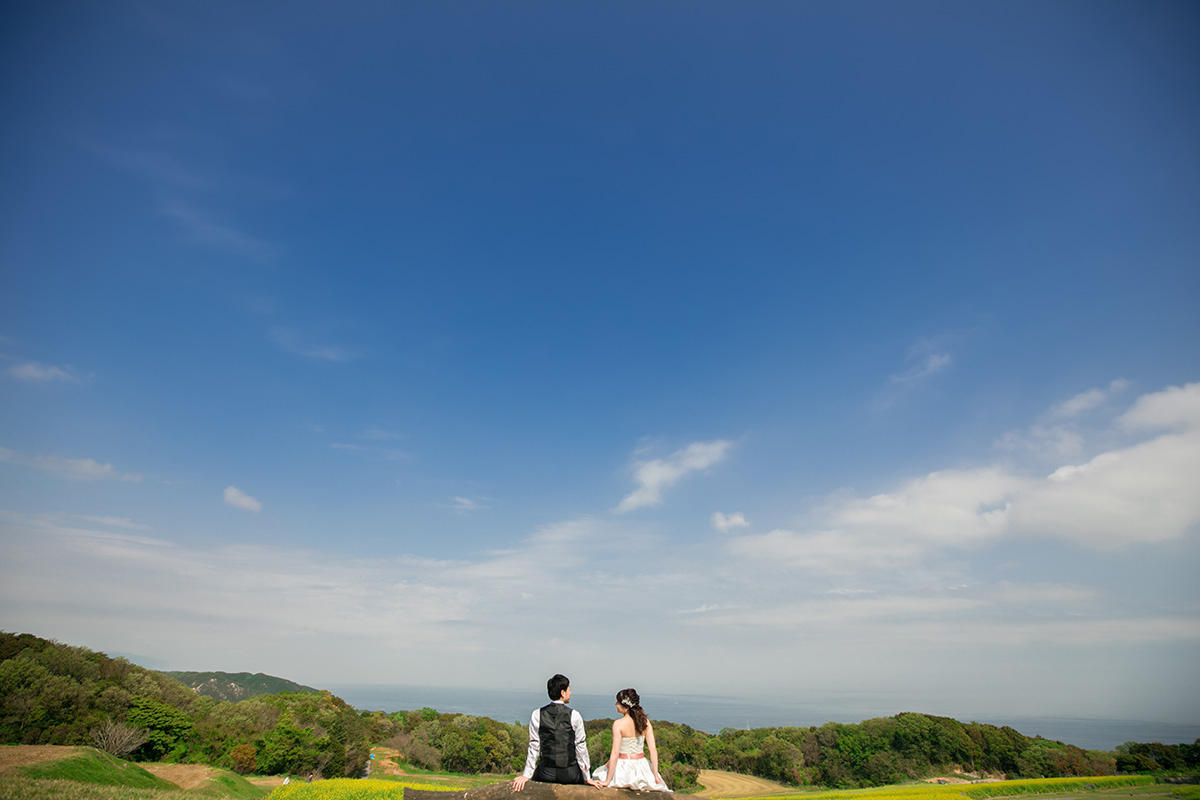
[{"x1": 547, "y1": 674, "x2": 570, "y2": 701}]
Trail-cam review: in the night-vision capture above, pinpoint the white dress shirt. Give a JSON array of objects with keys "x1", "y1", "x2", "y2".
[{"x1": 521, "y1": 700, "x2": 591, "y2": 778}]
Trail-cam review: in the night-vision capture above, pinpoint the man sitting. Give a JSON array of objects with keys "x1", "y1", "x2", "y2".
[{"x1": 512, "y1": 674, "x2": 591, "y2": 791}]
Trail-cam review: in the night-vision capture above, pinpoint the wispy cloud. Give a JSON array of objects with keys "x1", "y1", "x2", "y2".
[
  {"x1": 223, "y1": 486, "x2": 262, "y2": 513},
  {"x1": 0, "y1": 446, "x2": 142, "y2": 482},
  {"x1": 361, "y1": 428, "x2": 404, "y2": 441},
  {"x1": 711, "y1": 511, "x2": 749, "y2": 532},
  {"x1": 4, "y1": 361, "x2": 84, "y2": 383},
  {"x1": 162, "y1": 201, "x2": 279, "y2": 263},
  {"x1": 330, "y1": 429, "x2": 407, "y2": 460},
  {"x1": 889, "y1": 353, "x2": 952, "y2": 388},
  {"x1": 74, "y1": 515, "x2": 152, "y2": 531},
  {"x1": 1050, "y1": 378, "x2": 1130, "y2": 420},
  {"x1": 680, "y1": 603, "x2": 721, "y2": 614},
  {"x1": 447, "y1": 496, "x2": 489, "y2": 512},
  {"x1": 874, "y1": 338, "x2": 955, "y2": 410},
  {"x1": 269, "y1": 326, "x2": 358, "y2": 363},
  {"x1": 89, "y1": 143, "x2": 209, "y2": 190},
  {"x1": 997, "y1": 378, "x2": 1132, "y2": 460},
  {"x1": 616, "y1": 439, "x2": 734, "y2": 513}
]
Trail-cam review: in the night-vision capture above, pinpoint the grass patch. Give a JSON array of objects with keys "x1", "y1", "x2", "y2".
[
  {"x1": 194, "y1": 769, "x2": 270, "y2": 798},
  {"x1": 962, "y1": 777, "x2": 1158, "y2": 798},
  {"x1": 0, "y1": 774, "x2": 203, "y2": 800},
  {"x1": 18, "y1": 749, "x2": 177, "y2": 791},
  {"x1": 731, "y1": 776, "x2": 1160, "y2": 800}
]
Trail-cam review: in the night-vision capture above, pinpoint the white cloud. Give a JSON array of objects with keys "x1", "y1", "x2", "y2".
[
  {"x1": 223, "y1": 486, "x2": 262, "y2": 513},
  {"x1": 448, "y1": 496, "x2": 488, "y2": 512},
  {"x1": 889, "y1": 353, "x2": 952, "y2": 387},
  {"x1": 0, "y1": 446, "x2": 142, "y2": 482},
  {"x1": 1118, "y1": 381, "x2": 1200, "y2": 431},
  {"x1": 1011, "y1": 429, "x2": 1200, "y2": 546},
  {"x1": 711, "y1": 511, "x2": 749, "y2": 532},
  {"x1": 995, "y1": 424, "x2": 1084, "y2": 460},
  {"x1": 1, "y1": 501, "x2": 1196, "y2": 721},
  {"x1": 1050, "y1": 378, "x2": 1129, "y2": 419},
  {"x1": 998, "y1": 379, "x2": 1134, "y2": 459},
  {"x1": 6, "y1": 362, "x2": 81, "y2": 383},
  {"x1": 616, "y1": 439, "x2": 733, "y2": 513},
  {"x1": 730, "y1": 380, "x2": 1200, "y2": 570},
  {"x1": 680, "y1": 604, "x2": 720, "y2": 614}
]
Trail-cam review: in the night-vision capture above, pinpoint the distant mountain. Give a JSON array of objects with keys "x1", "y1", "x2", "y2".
[{"x1": 162, "y1": 670, "x2": 319, "y2": 701}]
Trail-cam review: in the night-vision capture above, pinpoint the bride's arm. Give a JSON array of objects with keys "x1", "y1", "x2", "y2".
[
  {"x1": 645, "y1": 722, "x2": 663, "y2": 783},
  {"x1": 594, "y1": 720, "x2": 623, "y2": 786}
]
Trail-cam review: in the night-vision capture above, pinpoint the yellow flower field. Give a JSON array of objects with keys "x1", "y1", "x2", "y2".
[
  {"x1": 269, "y1": 778, "x2": 461, "y2": 799},
  {"x1": 735, "y1": 776, "x2": 1157, "y2": 800}
]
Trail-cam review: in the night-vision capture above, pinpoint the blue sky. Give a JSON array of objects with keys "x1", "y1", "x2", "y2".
[{"x1": 1, "y1": 1, "x2": 1198, "y2": 726}]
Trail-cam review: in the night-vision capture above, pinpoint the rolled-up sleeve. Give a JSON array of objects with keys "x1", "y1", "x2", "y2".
[{"x1": 522, "y1": 708, "x2": 541, "y2": 778}]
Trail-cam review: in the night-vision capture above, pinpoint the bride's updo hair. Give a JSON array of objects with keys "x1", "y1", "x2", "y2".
[{"x1": 616, "y1": 688, "x2": 648, "y2": 735}]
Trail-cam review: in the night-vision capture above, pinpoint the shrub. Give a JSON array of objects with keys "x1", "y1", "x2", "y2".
[
  {"x1": 90, "y1": 719, "x2": 149, "y2": 758},
  {"x1": 230, "y1": 743, "x2": 258, "y2": 774}
]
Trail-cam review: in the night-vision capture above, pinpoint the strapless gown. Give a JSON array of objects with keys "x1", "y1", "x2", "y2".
[{"x1": 592, "y1": 735, "x2": 670, "y2": 792}]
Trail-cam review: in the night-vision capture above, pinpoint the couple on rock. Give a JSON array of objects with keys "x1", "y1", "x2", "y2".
[{"x1": 512, "y1": 674, "x2": 670, "y2": 793}]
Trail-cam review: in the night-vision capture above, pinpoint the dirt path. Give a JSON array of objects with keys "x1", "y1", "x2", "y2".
[
  {"x1": 0, "y1": 746, "x2": 83, "y2": 773},
  {"x1": 695, "y1": 769, "x2": 797, "y2": 798},
  {"x1": 371, "y1": 746, "x2": 407, "y2": 777},
  {"x1": 138, "y1": 763, "x2": 218, "y2": 790}
]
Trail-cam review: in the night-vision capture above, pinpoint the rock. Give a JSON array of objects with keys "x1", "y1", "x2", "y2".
[{"x1": 406, "y1": 783, "x2": 685, "y2": 800}]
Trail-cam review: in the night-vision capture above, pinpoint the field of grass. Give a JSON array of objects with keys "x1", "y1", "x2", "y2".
[
  {"x1": 0, "y1": 745, "x2": 269, "y2": 800},
  {"x1": 732, "y1": 776, "x2": 1161, "y2": 800},
  {"x1": 17, "y1": 749, "x2": 179, "y2": 790},
  {"x1": 0, "y1": 774, "x2": 227, "y2": 800}
]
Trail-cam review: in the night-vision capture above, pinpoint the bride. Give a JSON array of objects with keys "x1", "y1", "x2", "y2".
[{"x1": 589, "y1": 688, "x2": 670, "y2": 792}]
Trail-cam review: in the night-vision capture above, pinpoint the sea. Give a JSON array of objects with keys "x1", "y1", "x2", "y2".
[{"x1": 325, "y1": 684, "x2": 1200, "y2": 753}]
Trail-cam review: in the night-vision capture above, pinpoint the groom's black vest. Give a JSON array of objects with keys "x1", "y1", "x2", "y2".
[{"x1": 537, "y1": 702, "x2": 576, "y2": 769}]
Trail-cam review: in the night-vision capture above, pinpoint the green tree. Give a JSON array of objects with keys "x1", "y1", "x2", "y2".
[{"x1": 127, "y1": 696, "x2": 194, "y2": 760}]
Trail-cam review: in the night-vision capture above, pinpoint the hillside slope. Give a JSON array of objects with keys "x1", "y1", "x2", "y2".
[{"x1": 162, "y1": 671, "x2": 318, "y2": 701}]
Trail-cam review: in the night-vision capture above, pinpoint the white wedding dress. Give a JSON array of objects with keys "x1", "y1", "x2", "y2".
[{"x1": 592, "y1": 735, "x2": 670, "y2": 792}]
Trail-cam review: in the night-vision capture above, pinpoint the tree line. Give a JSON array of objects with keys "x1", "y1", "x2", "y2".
[
  {"x1": 0, "y1": 632, "x2": 391, "y2": 778},
  {"x1": 3, "y1": 631, "x2": 1196, "y2": 789}
]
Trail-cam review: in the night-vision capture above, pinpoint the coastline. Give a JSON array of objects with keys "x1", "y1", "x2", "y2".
[{"x1": 324, "y1": 684, "x2": 1200, "y2": 752}]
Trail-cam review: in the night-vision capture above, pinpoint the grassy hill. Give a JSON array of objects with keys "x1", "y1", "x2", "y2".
[
  {"x1": 0, "y1": 745, "x2": 268, "y2": 799},
  {"x1": 161, "y1": 671, "x2": 319, "y2": 702}
]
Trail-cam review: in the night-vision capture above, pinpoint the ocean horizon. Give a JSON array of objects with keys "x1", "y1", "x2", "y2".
[{"x1": 326, "y1": 684, "x2": 1200, "y2": 753}]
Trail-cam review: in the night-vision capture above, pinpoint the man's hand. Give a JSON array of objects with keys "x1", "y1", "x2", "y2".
[{"x1": 512, "y1": 776, "x2": 530, "y2": 792}]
